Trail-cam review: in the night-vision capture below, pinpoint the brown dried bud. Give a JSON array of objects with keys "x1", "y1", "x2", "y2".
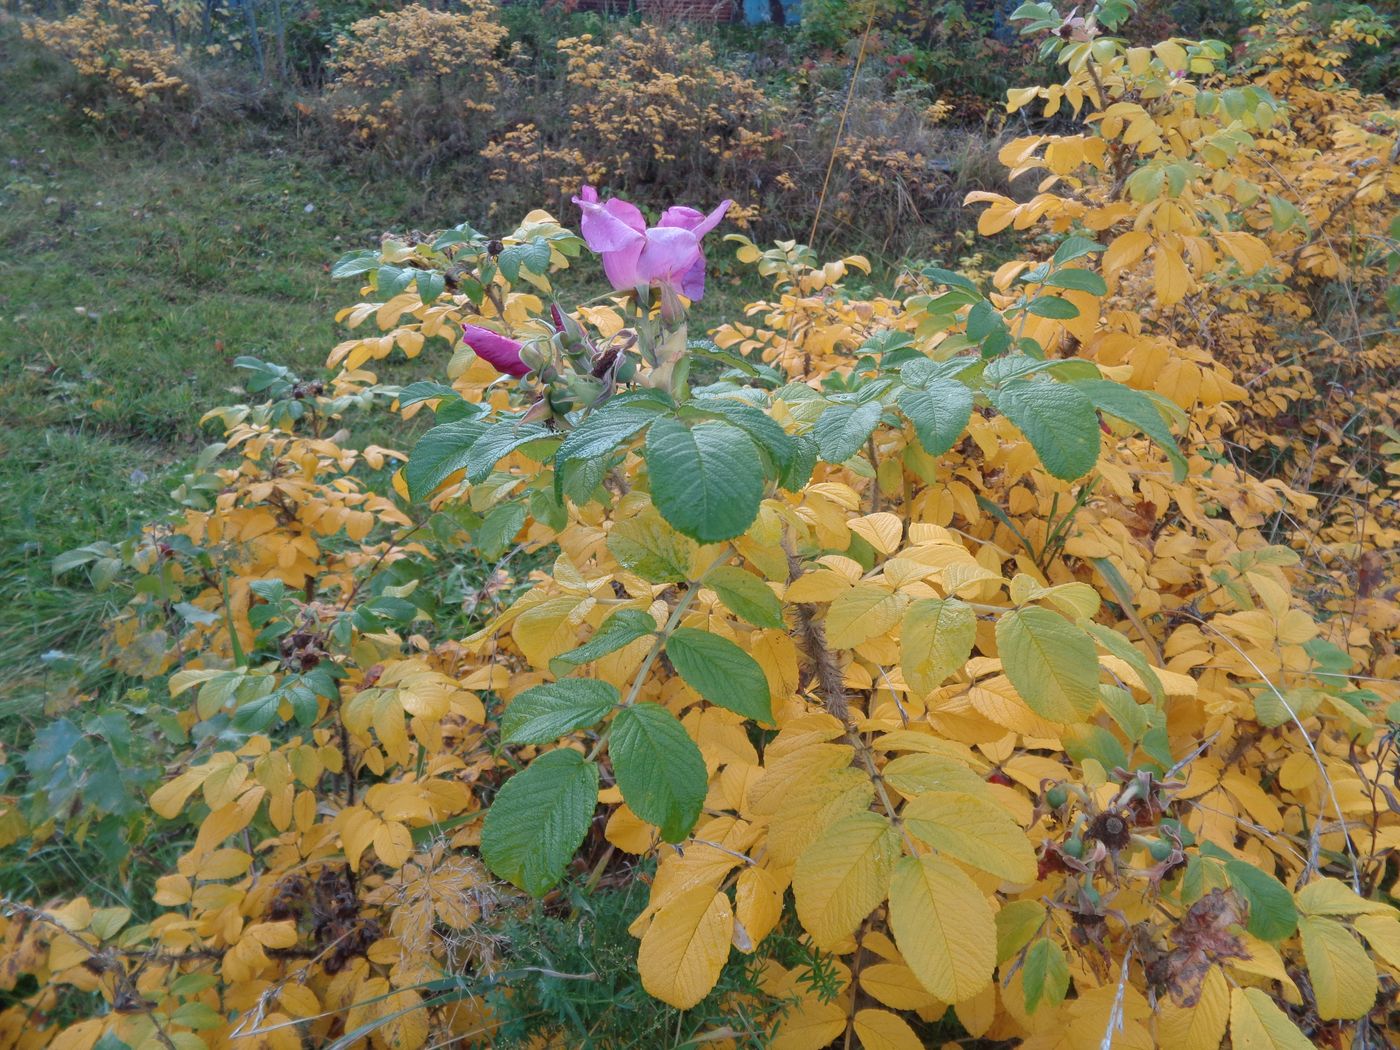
[{"x1": 1086, "y1": 811, "x2": 1132, "y2": 851}]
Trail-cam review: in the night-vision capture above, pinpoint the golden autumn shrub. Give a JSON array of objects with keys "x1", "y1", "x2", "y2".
[
  {"x1": 974, "y1": 0, "x2": 1399, "y2": 644},
  {"x1": 20, "y1": 0, "x2": 187, "y2": 119},
  {"x1": 2, "y1": 3, "x2": 1400, "y2": 1049},
  {"x1": 322, "y1": 1, "x2": 514, "y2": 168},
  {"x1": 482, "y1": 23, "x2": 775, "y2": 216},
  {"x1": 479, "y1": 24, "x2": 982, "y2": 242}
]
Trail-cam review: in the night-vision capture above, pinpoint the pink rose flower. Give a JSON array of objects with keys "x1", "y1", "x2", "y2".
[
  {"x1": 572, "y1": 186, "x2": 732, "y2": 301},
  {"x1": 462, "y1": 323, "x2": 530, "y2": 377}
]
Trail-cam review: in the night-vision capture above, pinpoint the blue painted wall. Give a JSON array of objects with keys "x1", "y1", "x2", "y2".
[{"x1": 743, "y1": 0, "x2": 800, "y2": 24}]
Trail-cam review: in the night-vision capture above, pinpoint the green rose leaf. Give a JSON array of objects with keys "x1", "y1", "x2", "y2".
[
  {"x1": 897, "y1": 380, "x2": 973, "y2": 457},
  {"x1": 501, "y1": 679, "x2": 620, "y2": 745},
  {"x1": 645, "y1": 416, "x2": 764, "y2": 543},
  {"x1": 989, "y1": 380, "x2": 1102, "y2": 480},
  {"x1": 813, "y1": 401, "x2": 883, "y2": 464},
  {"x1": 1022, "y1": 937, "x2": 1071, "y2": 1013},
  {"x1": 405, "y1": 418, "x2": 490, "y2": 500},
  {"x1": 480, "y1": 749, "x2": 598, "y2": 895},
  {"x1": 706, "y1": 565, "x2": 785, "y2": 629},
  {"x1": 1042, "y1": 268, "x2": 1107, "y2": 295},
  {"x1": 665, "y1": 626, "x2": 774, "y2": 723},
  {"x1": 465, "y1": 421, "x2": 558, "y2": 484},
  {"x1": 610, "y1": 703, "x2": 708, "y2": 843},
  {"x1": 556, "y1": 394, "x2": 670, "y2": 465},
  {"x1": 995, "y1": 607, "x2": 1100, "y2": 723},
  {"x1": 1073, "y1": 379, "x2": 1188, "y2": 482},
  {"x1": 549, "y1": 609, "x2": 658, "y2": 676}
]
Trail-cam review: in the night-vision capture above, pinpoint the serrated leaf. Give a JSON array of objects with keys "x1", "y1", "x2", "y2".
[
  {"x1": 405, "y1": 418, "x2": 489, "y2": 499},
  {"x1": 778, "y1": 433, "x2": 818, "y2": 491},
  {"x1": 556, "y1": 396, "x2": 667, "y2": 465},
  {"x1": 1229, "y1": 987, "x2": 1313, "y2": 1050},
  {"x1": 1073, "y1": 379, "x2": 1187, "y2": 481},
  {"x1": 475, "y1": 501, "x2": 526, "y2": 560},
  {"x1": 902, "y1": 791, "x2": 1037, "y2": 883},
  {"x1": 645, "y1": 417, "x2": 763, "y2": 543},
  {"x1": 330, "y1": 249, "x2": 381, "y2": 279},
  {"x1": 813, "y1": 401, "x2": 883, "y2": 463},
  {"x1": 637, "y1": 885, "x2": 734, "y2": 1009},
  {"x1": 882, "y1": 753, "x2": 987, "y2": 798},
  {"x1": 396, "y1": 381, "x2": 464, "y2": 409},
  {"x1": 897, "y1": 380, "x2": 974, "y2": 457},
  {"x1": 901, "y1": 598, "x2": 976, "y2": 696},
  {"x1": 416, "y1": 271, "x2": 445, "y2": 304},
  {"x1": 1080, "y1": 620, "x2": 1164, "y2": 704},
  {"x1": 1353, "y1": 914, "x2": 1400, "y2": 971},
  {"x1": 706, "y1": 566, "x2": 785, "y2": 629},
  {"x1": 1021, "y1": 937, "x2": 1070, "y2": 1012},
  {"x1": 1051, "y1": 236, "x2": 1105, "y2": 265},
  {"x1": 889, "y1": 854, "x2": 995, "y2": 1003},
  {"x1": 825, "y1": 585, "x2": 907, "y2": 649},
  {"x1": 607, "y1": 508, "x2": 697, "y2": 583},
  {"x1": 1298, "y1": 915, "x2": 1376, "y2": 1020},
  {"x1": 1223, "y1": 858, "x2": 1297, "y2": 941},
  {"x1": 966, "y1": 299, "x2": 1006, "y2": 341},
  {"x1": 685, "y1": 397, "x2": 798, "y2": 474},
  {"x1": 923, "y1": 265, "x2": 981, "y2": 294},
  {"x1": 990, "y1": 380, "x2": 1101, "y2": 480},
  {"x1": 792, "y1": 812, "x2": 901, "y2": 950},
  {"x1": 1024, "y1": 295, "x2": 1080, "y2": 319},
  {"x1": 549, "y1": 609, "x2": 656, "y2": 676},
  {"x1": 480, "y1": 749, "x2": 597, "y2": 895},
  {"x1": 996, "y1": 607, "x2": 1100, "y2": 723},
  {"x1": 1295, "y1": 877, "x2": 1395, "y2": 917},
  {"x1": 501, "y1": 680, "x2": 619, "y2": 745},
  {"x1": 610, "y1": 704, "x2": 707, "y2": 843},
  {"x1": 665, "y1": 627, "x2": 773, "y2": 723},
  {"x1": 464, "y1": 421, "x2": 557, "y2": 484},
  {"x1": 1042, "y1": 268, "x2": 1107, "y2": 295},
  {"x1": 995, "y1": 899, "x2": 1046, "y2": 964},
  {"x1": 376, "y1": 265, "x2": 413, "y2": 298}
]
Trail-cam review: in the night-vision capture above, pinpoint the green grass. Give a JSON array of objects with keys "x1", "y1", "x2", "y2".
[{"x1": 0, "y1": 40, "x2": 432, "y2": 716}]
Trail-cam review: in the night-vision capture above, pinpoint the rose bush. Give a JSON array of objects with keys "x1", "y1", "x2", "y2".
[{"x1": 1, "y1": 3, "x2": 1397, "y2": 1048}]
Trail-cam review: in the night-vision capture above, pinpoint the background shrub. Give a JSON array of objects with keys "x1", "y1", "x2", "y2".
[
  {"x1": 20, "y1": 0, "x2": 188, "y2": 120},
  {"x1": 322, "y1": 0, "x2": 513, "y2": 169}
]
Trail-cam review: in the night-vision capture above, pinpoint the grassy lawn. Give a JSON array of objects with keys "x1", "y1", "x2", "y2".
[{"x1": 0, "y1": 41, "x2": 436, "y2": 716}]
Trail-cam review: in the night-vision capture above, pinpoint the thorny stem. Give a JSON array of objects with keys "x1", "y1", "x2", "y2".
[
  {"x1": 783, "y1": 537, "x2": 918, "y2": 852},
  {"x1": 785, "y1": 544, "x2": 849, "y2": 725},
  {"x1": 337, "y1": 711, "x2": 356, "y2": 807}
]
